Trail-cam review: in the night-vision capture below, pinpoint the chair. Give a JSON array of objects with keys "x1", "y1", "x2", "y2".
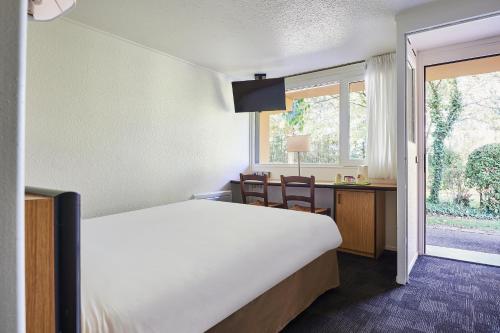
[
  {"x1": 280, "y1": 175, "x2": 331, "y2": 216},
  {"x1": 239, "y1": 174, "x2": 282, "y2": 208}
]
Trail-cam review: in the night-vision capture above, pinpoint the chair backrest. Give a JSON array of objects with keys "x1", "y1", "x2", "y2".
[
  {"x1": 239, "y1": 173, "x2": 269, "y2": 206},
  {"x1": 280, "y1": 175, "x2": 316, "y2": 212}
]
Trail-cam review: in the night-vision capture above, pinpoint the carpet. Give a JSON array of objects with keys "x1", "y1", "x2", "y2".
[{"x1": 283, "y1": 252, "x2": 500, "y2": 333}]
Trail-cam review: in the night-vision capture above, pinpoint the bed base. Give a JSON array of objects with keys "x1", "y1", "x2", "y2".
[{"x1": 207, "y1": 249, "x2": 339, "y2": 333}]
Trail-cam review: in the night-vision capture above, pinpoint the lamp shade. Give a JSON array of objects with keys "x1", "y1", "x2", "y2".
[{"x1": 287, "y1": 135, "x2": 311, "y2": 152}]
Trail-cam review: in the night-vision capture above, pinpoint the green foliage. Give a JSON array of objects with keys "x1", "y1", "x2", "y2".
[
  {"x1": 465, "y1": 143, "x2": 500, "y2": 214},
  {"x1": 427, "y1": 215, "x2": 500, "y2": 232},
  {"x1": 428, "y1": 148, "x2": 471, "y2": 206},
  {"x1": 268, "y1": 99, "x2": 309, "y2": 163},
  {"x1": 282, "y1": 98, "x2": 307, "y2": 134},
  {"x1": 269, "y1": 134, "x2": 287, "y2": 163},
  {"x1": 427, "y1": 79, "x2": 463, "y2": 203},
  {"x1": 268, "y1": 94, "x2": 340, "y2": 164},
  {"x1": 453, "y1": 192, "x2": 472, "y2": 207},
  {"x1": 438, "y1": 149, "x2": 471, "y2": 206},
  {"x1": 428, "y1": 148, "x2": 460, "y2": 189},
  {"x1": 426, "y1": 201, "x2": 497, "y2": 220},
  {"x1": 349, "y1": 91, "x2": 368, "y2": 160}
]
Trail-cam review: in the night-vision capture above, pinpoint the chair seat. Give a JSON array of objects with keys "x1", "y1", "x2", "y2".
[
  {"x1": 249, "y1": 200, "x2": 283, "y2": 208},
  {"x1": 289, "y1": 204, "x2": 330, "y2": 215}
]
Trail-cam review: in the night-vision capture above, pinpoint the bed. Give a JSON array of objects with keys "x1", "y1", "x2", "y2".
[{"x1": 81, "y1": 199, "x2": 342, "y2": 333}]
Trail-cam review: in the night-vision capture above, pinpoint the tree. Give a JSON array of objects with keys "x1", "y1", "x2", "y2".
[
  {"x1": 349, "y1": 90, "x2": 367, "y2": 159},
  {"x1": 427, "y1": 79, "x2": 463, "y2": 203},
  {"x1": 428, "y1": 148, "x2": 470, "y2": 206},
  {"x1": 465, "y1": 143, "x2": 500, "y2": 214},
  {"x1": 283, "y1": 98, "x2": 308, "y2": 134}
]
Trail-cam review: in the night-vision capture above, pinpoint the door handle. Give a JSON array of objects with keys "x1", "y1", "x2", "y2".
[{"x1": 337, "y1": 193, "x2": 341, "y2": 205}]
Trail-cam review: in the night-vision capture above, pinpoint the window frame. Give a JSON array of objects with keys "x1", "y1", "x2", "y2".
[{"x1": 251, "y1": 62, "x2": 367, "y2": 169}]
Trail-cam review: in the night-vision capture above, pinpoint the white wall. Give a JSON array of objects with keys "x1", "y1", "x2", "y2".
[
  {"x1": 0, "y1": 1, "x2": 27, "y2": 332},
  {"x1": 395, "y1": 0, "x2": 500, "y2": 284},
  {"x1": 26, "y1": 19, "x2": 249, "y2": 218}
]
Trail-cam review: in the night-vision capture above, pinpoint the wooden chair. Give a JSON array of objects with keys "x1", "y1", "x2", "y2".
[
  {"x1": 280, "y1": 175, "x2": 331, "y2": 216},
  {"x1": 239, "y1": 174, "x2": 282, "y2": 208}
]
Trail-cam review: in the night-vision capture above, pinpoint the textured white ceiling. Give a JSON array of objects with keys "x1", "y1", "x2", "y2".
[{"x1": 67, "y1": 0, "x2": 434, "y2": 78}]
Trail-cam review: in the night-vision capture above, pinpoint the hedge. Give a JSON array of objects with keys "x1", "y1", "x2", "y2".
[{"x1": 426, "y1": 201, "x2": 498, "y2": 220}]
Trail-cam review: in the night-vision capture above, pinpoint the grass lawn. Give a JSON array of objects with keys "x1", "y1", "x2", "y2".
[{"x1": 427, "y1": 214, "x2": 500, "y2": 233}]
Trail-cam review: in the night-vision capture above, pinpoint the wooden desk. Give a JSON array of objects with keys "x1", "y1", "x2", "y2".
[
  {"x1": 230, "y1": 179, "x2": 396, "y2": 191},
  {"x1": 231, "y1": 180, "x2": 396, "y2": 258}
]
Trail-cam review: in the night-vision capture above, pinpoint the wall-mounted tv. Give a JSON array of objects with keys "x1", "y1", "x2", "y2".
[{"x1": 232, "y1": 77, "x2": 286, "y2": 113}]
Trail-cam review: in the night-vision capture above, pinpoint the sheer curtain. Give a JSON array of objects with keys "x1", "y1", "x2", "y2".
[{"x1": 365, "y1": 53, "x2": 397, "y2": 180}]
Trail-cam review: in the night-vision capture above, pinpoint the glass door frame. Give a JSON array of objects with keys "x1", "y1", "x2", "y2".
[{"x1": 418, "y1": 38, "x2": 500, "y2": 255}]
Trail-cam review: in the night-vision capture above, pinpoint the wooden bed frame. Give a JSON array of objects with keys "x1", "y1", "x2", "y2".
[
  {"x1": 208, "y1": 249, "x2": 340, "y2": 333},
  {"x1": 25, "y1": 189, "x2": 337, "y2": 333}
]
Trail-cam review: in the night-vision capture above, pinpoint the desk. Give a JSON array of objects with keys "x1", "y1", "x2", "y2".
[
  {"x1": 230, "y1": 180, "x2": 396, "y2": 258},
  {"x1": 230, "y1": 179, "x2": 396, "y2": 191}
]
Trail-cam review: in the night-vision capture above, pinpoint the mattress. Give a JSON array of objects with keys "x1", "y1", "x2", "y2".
[{"x1": 81, "y1": 199, "x2": 342, "y2": 333}]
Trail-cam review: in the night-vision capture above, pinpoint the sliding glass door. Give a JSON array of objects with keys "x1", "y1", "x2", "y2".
[{"x1": 424, "y1": 54, "x2": 500, "y2": 266}]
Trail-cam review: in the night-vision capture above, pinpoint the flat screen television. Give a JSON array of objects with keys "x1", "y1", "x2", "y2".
[{"x1": 232, "y1": 78, "x2": 286, "y2": 112}]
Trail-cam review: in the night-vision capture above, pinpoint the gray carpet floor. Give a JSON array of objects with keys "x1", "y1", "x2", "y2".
[
  {"x1": 427, "y1": 227, "x2": 500, "y2": 255},
  {"x1": 282, "y1": 252, "x2": 500, "y2": 333}
]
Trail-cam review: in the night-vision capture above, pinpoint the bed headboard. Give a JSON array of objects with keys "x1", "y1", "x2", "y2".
[{"x1": 25, "y1": 187, "x2": 80, "y2": 333}]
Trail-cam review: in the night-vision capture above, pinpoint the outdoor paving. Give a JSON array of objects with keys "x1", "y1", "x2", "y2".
[{"x1": 427, "y1": 226, "x2": 500, "y2": 255}]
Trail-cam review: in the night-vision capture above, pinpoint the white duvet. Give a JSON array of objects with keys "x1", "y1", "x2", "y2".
[{"x1": 81, "y1": 199, "x2": 342, "y2": 333}]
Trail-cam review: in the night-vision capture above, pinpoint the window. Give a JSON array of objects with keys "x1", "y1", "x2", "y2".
[
  {"x1": 254, "y1": 63, "x2": 367, "y2": 166},
  {"x1": 349, "y1": 81, "x2": 368, "y2": 160},
  {"x1": 258, "y1": 84, "x2": 340, "y2": 164}
]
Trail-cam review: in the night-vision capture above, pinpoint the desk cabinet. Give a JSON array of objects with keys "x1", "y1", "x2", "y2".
[{"x1": 335, "y1": 190, "x2": 385, "y2": 258}]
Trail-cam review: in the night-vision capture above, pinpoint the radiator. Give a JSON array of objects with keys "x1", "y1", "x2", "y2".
[{"x1": 192, "y1": 190, "x2": 232, "y2": 202}]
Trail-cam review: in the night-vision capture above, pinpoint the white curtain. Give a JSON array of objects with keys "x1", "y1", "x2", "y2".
[{"x1": 365, "y1": 53, "x2": 397, "y2": 180}]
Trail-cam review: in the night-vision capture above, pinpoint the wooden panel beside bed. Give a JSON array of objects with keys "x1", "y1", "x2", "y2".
[
  {"x1": 25, "y1": 194, "x2": 56, "y2": 333},
  {"x1": 25, "y1": 188, "x2": 81, "y2": 333}
]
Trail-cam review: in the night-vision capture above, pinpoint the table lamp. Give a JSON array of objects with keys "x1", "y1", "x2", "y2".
[{"x1": 287, "y1": 135, "x2": 311, "y2": 176}]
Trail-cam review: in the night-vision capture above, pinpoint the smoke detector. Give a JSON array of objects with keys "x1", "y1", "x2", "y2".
[{"x1": 28, "y1": 0, "x2": 76, "y2": 21}]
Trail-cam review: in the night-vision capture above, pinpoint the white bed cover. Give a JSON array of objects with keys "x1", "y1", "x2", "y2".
[{"x1": 82, "y1": 199, "x2": 342, "y2": 333}]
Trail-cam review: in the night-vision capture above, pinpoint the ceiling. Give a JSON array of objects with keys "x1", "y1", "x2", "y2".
[
  {"x1": 409, "y1": 14, "x2": 500, "y2": 51},
  {"x1": 67, "y1": 0, "x2": 435, "y2": 79}
]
